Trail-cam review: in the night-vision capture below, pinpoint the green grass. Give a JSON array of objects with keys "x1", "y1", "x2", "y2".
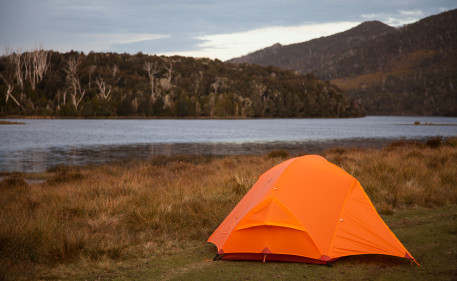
[{"x1": 1, "y1": 142, "x2": 457, "y2": 280}]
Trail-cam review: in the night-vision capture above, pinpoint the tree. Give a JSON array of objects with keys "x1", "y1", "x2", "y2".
[
  {"x1": 144, "y1": 61, "x2": 159, "y2": 101},
  {"x1": 11, "y1": 49, "x2": 24, "y2": 91},
  {"x1": 1, "y1": 77, "x2": 23, "y2": 110},
  {"x1": 88, "y1": 65, "x2": 97, "y2": 89},
  {"x1": 0, "y1": 53, "x2": 24, "y2": 111},
  {"x1": 163, "y1": 58, "x2": 174, "y2": 84},
  {"x1": 95, "y1": 77, "x2": 112, "y2": 101},
  {"x1": 31, "y1": 49, "x2": 50, "y2": 89},
  {"x1": 63, "y1": 56, "x2": 86, "y2": 111}
]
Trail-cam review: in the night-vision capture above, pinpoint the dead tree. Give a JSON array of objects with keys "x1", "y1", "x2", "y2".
[
  {"x1": 163, "y1": 59, "x2": 173, "y2": 84},
  {"x1": 211, "y1": 77, "x2": 222, "y2": 95},
  {"x1": 63, "y1": 57, "x2": 86, "y2": 111},
  {"x1": 112, "y1": 64, "x2": 120, "y2": 85},
  {"x1": 144, "y1": 61, "x2": 159, "y2": 101},
  {"x1": 95, "y1": 77, "x2": 112, "y2": 101},
  {"x1": 0, "y1": 74, "x2": 23, "y2": 110},
  {"x1": 112, "y1": 64, "x2": 119, "y2": 80},
  {"x1": 32, "y1": 49, "x2": 50, "y2": 88},
  {"x1": 56, "y1": 89, "x2": 67, "y2": 110},
  {"x1": 11, "y1": 50, "x2": 24, "y2": 91},
  {"x1": 23, "y1": 52, "x2": 32, "y2": 86}
]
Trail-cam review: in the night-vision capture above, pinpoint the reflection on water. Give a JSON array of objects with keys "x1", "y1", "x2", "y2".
[
  {"x1": 1, "y1": 116, "x2": 456, "y2": 173},
  {"x1": 3, "y1": 138, "x2": 410, "y2": 173}
]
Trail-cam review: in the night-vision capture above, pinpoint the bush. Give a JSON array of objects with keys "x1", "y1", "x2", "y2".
[
  {"x1": 426, "y1": 136, "x2": 443, "y2": 148},
  {"x1": 445, "y1": 136, "x2": 457, "y2": 147},
  {"x1": 0, "y1": 177, "x2": 28, "y2": 189},
  {"x1": 266, "y1": 150, "x2": 291, "y2": 159}
]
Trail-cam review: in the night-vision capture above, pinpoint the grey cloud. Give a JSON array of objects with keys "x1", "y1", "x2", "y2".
[
  {"x1": 1, "y1": 0, "x2": 457, "y2": 55},
  {"x1": 110, "y1": 33, "x2": 206, "y2": 54}
]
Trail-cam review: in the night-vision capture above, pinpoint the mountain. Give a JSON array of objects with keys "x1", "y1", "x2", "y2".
[
  {"x1": 228, "y1": 20, "x2": 396, "y2": 79},
  {"x1": 228, "y1": 9, "x2": 457, "y2": 116},
  {"x1": 0, "y1": 52, "x2": 364, "y2": 118}
]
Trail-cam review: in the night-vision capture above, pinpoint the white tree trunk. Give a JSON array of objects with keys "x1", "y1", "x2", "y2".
[
  {"x1": 96, "y1": 77, "x2": 112, "y2": 100},
  {"x1": 64, "y1": 57, "x2": 85, "y2": 111},
  {"x1": 144, "y1": 61, "x2": 159, "y2": 101},
  {"x1": 11, "y1": 50, "x2": 24, "y2": 90},
  {"x1": 164, "y1": 59, "x2": 173, "y2": 84}
]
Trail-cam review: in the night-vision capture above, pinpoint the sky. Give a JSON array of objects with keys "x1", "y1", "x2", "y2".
[{"x1": 1, "y1": 0, "x2": 456, "y2": 61}]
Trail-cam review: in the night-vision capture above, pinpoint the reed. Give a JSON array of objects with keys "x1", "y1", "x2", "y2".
[{"x1": 0, "y1": 141, "x2": 456, "y2": 279}]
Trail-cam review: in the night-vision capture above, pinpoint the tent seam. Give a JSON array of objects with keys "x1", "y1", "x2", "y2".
[
  {"x1": 218, "y1": 157, "x2": 298, "y2": 251},
  {"x1": 326, "y1": 179, "x2": 358, "y2": 258}
]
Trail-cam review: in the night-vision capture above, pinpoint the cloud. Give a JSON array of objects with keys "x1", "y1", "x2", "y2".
[
  {"x1": 399, "y1": 10, "x2": 424, "y2": 17},
  {"x1": 361, "y1": 9, "x2": 425, "y2": 26},
  {"x1": 2, "y1": 1, "x2": 456, "y2": 58},
  {"x1": 11, "y1": 32, "x2": 170, "y2": 54},
  {"x1": 159, "y1": 21, "x2": 360, "y2": 61}
]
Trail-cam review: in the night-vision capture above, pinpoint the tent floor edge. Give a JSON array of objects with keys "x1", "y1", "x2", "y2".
[
  {"x1": 213, "y1": 254, "x2": 223, "y2": 261},
  {"x1": 221, "y1": 253, "x2": 330, "y2": 264}
]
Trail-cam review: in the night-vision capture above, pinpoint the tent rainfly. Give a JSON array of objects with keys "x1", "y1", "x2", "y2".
[{"x1": 208, "y1": 155, "x2": 418, "y2": 265}]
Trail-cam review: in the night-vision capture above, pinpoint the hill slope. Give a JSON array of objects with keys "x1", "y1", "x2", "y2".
[
  {"x1": 0, "y1": 52, "x2": 363, "y2": 118},
  {"x1": 229, "y1": 9, "x2": 457, "y2": 116},
  {"x1": 228, "y1": 20, "x2": 396, "y2": 79}
]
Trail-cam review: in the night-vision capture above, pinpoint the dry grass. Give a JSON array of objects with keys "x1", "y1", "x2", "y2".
[
  {"x1": 323, "y1": 140, "x2": 457, "y2": 213},
  {"x1": 0, "y1": 141, "x2": 456, "y2": 280}
]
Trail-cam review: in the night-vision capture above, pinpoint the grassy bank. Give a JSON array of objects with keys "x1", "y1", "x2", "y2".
[
  {"x1": 0, "y1": 121, "x2": 25, "y2": 125},
  {"x1": 1, "y1": 140, "x2": 457, "y2": 280}
]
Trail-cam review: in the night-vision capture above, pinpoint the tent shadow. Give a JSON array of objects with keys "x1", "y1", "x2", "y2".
[{"x1": 335, "y1": 254, "x2": 412, "y2": 267}]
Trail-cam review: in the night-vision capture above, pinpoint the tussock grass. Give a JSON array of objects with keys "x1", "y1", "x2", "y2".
[
  {"x1": 1, "y1": 141, "x2": 456, "y2": 280},
  {"x1": 323, "y1": 142, "x2": 457, "y2": 211}
]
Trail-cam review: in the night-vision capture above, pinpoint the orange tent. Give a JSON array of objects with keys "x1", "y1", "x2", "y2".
[{"x1": 208, "y1": 155, "x2": 416, "y2": 265}]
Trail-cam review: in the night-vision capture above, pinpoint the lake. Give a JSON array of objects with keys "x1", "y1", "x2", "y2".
[{"x1": 1, "y1": 116, "x2": 456, "y2": 172}]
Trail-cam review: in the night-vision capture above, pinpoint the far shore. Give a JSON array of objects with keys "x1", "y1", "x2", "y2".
[
  {"x1": 0, "y1": 120, "x2": 25, "y2": 125},
  {"x1": 2, "y1": 114, "x2": 457, "y2": 121}
]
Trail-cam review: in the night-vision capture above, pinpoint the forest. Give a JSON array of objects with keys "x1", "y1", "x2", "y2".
[{"x1": 0, "y1": 50, "x2": 364, "y2": 118}]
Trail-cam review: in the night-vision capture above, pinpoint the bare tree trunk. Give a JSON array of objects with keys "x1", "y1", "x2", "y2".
[
  {"x1": 211, "y1": 77, "x2": 222, "y2": 94},
  {"x1": 11, "y1": 50, "x2": 24, "y2": 91},
  {"x1": 164, "y1": 59, "x2": 174, "y2": 84},
  {"x1": 24, "y1": 52, "x2": 32, "y2": 85},
  {"x1": 4, "y1": 82, "x2": 23, "y2": 109},
  {"x1": 34, "y1": 49, "x2": 50, "y2": 84},
  {"x1": 95, "y1": 77, "x2": 112, "y2": 100},
  {"x1": 112, "y1": 64, "x2": 120, "y2": 85},
  {"x1": 64, "y1": 56, "x2": 86, "y2": 111},
  {"x1": 144, "y1": 61, "x2": 159, "y2": 101},
  {"x1": 1, "y1": 73, "x2": 23, "y2": 110}
]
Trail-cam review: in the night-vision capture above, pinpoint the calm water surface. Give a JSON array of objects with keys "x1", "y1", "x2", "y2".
[{"x1": 1, "y1": 116, "x2": 456, "y2": 172}]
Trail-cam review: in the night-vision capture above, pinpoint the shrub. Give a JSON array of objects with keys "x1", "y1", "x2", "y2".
[
  {"x1": 426, "y1": 136, "x2": 443, "y2": 148},
  {"x1": 266, "y1": 150, "x2": 291, "y2": 159}
]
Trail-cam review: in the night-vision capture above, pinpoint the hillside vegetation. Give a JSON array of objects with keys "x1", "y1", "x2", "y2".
[
  {"x1": 229, "y1": 9, "x2": 457, "y2": 116},
  {"x1": 0, "y1": 51, "x2": 363, "y2": 118}
]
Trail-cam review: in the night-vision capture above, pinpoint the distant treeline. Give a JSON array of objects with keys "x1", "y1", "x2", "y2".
[{"x1": 0, "y1": 50, "x2": 364, "y2": 118}]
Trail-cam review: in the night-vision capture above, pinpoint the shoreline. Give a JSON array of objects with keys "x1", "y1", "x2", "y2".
[
  {"x1": 0, "y1": 136, "x2": 448, "y2": 174},
  {"x1": 0, "y1": 115, "x2": 367, "y2": 120},
  {"x1": 2, "y1": 114, "x2": 456, "y2": 120},
  {"x1": 1, "y1": 136, "x2": 454, "y2": 175}
]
